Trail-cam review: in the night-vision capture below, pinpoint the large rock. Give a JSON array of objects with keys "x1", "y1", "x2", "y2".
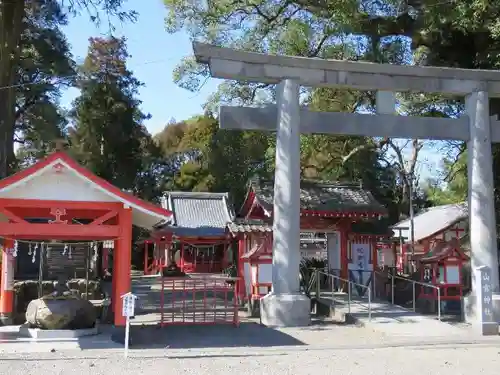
[{"x1": 25, "y1": 297, "x2": 97, "y2": 330}]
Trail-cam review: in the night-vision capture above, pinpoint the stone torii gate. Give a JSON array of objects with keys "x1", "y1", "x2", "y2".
[{"x1": 192, "y1": 42, "x2": 500, "y2": 330}]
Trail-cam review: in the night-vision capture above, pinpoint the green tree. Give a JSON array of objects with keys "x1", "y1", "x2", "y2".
[
  {"x1": 0, "y1": 0, "x2": 135, "y2": 178},
  {"x1": 424, "y1": 153, "x2": 468, "y2": 206},
  {"x1": 163, "y1": 0, "x2": 431, "y2": 221},
  {"x1": 15, "y1": 2, "x2": 76, "y2": 168},
  {"x1": 155, "y1": 114, "x2": 272, "y2": 205},
  {"x1": 69, "y1": 36, "x2": 166, "y2": 201}
]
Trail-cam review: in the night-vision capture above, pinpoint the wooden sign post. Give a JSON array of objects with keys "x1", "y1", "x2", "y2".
[{"x1": 121, "y1": 292, "x2": 137, "y2": 358}]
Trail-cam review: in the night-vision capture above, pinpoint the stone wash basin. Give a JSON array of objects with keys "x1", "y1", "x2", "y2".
[{"x1": 25, "y1": 296, "x2": 97, "y2": 330}]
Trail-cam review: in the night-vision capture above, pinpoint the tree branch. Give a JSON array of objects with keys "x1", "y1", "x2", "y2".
[
  {"x1": 308, "y1": 32, "x2": 330, "y2": 57},
  {"x1": 341, "y1": 138, "x2": 389, "y2": 165}
]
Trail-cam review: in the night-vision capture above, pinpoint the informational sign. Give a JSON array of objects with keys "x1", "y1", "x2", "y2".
[
  {"x1": 351, "y1": 243, "x2": 370, "y2": 270},
  {"x1": 121, "y1": 293, "x2": 136, "y2": 318},
  {"x1": 348, "y1": 243, "x2": 372, "y2": 292},
  {"x1": 120, "y1": 292, "x2": 138, "y2": 358},
  {"x1": 477, "y1": 266, "x2": 494, "y2": 324}
]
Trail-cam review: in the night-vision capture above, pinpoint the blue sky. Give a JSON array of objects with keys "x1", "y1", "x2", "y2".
[
  {"x1": 60, "y1": 0, "x2": 218, "y2": 135},
  {"x1": 60, "y1": 1, "x2": 442, "y2": 180}
]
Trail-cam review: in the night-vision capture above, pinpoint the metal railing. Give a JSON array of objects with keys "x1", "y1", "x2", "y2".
[
  {"x1": 312, "y1": 269, "x2": 372, "y2": 321},
  {"x1": 379, "y1": 271, "x2": 441, "y2": 321}
]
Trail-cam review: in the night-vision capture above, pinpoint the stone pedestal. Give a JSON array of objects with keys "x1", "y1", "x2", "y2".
[
  {"x1": 0, "y1": 313, "x2": 12, "y2": 326},
  {"x1": 464, "y1": 266, "x2": 499, "y2": 335},
  {"x1": 260, "y1": 293, "x2": 310, "y2": 327}
]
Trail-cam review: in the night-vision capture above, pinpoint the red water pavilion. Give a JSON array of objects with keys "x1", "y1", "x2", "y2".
[
  {"x1": 142, "y1": 192, "x2": 234, "y2": 275},
  {"x1": 228, "y1": 178, "x2": 391, "y2": 303},
  {"x1": 0, "y1": 151, "x2": 172, "y2": 327}
]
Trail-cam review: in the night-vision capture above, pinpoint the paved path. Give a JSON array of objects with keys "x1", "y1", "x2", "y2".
[
  {"x1": 327, "y1": 293, "x2": 475, "y2": 338},
  {"x1": 130, "y1": 274, "x2": 236, "y2": 325},
  {"x1": 135, "y1": 275, "x2": 477, "y2": 338}
]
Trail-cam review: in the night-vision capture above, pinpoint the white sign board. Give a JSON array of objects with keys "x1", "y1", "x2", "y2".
[
  {"x1": 121, "y1": 293, "x2": 137, "y2": 317},
  {"x1": 120, "y1": 292, "x2": 138, "y2": 358}
]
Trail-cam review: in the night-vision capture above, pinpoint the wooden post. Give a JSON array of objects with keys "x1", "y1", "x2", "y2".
[
  {"x1": 237, "y1": 236, "x2": 245, "y2": 302},
  {"x1": 114, "y1": 206, "x2": 132, "y2": 327}
]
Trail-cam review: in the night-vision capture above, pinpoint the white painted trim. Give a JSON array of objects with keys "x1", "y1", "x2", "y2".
[
  {"x1": 222, "y1": 195, "x2": 233, "y2": 222},
  {"x1": 0, "y1": 158, "x2": 170, "y2": 222},
  {"x1": 0, "y1": 160, "x2": 54, "y2": 194},
  {"x1": 167, "y1": 193, "x2": 176, "y2": 225}
]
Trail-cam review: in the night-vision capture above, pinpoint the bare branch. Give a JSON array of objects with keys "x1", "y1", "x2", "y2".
[
  {"x1": 341, "y1": 138, "x2": 389, "y2": 165},
  {"x1": 308, "y1": 33, "x2": 330, "y2": 57}
]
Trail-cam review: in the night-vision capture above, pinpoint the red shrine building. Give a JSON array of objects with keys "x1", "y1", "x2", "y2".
[
  {"x1": 227, "y1": 178, "x2": 391, "y2": 304},
  {"x1": 0, "y1": 151, "x2": 172, "y2": 326},
  {"x1": 386, "y1": 203, "x2": 468, "y2": 271},
  {"x1": 142, "y1": 192, "x2": 234, "y2": 275}
]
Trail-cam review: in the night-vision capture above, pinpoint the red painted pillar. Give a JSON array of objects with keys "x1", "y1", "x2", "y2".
[
  {"x1": 111, "y1": 240, "x2": 118, "y2": 313},
  {"x1": 237, "y1": 236, "x2": 246, "y2": 302},
  {"x1": 113, "y1": 206, "x2": 132, "y2": 327},
  {"x1": 0, "y1": 239, "x2": 15, "y2": 324},
  {"x1": 143, "y1": 241, "x2": 149, "y2": 275}
]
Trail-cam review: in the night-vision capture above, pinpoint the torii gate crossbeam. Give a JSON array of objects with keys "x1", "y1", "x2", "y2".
[{"x1": 192, "y1": 42, "x2": 499, "y2": 334}]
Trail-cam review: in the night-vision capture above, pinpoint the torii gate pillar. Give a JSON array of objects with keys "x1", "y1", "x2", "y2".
[
  {"x1": 467, "y1": 91, "x2": 498, "y2": 288},
  {"x1": 259, "y1": 79, "x2": 310, "y2": 327}
]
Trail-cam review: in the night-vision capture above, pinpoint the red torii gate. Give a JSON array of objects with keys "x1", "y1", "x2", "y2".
[{"x1": 0, "y1": 151, "x2": 172, "y2": 329}]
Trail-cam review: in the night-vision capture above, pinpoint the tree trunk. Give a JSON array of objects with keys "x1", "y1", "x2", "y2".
[{"x1": 0, "y1": 1, "x2": 26, "y2": 178}]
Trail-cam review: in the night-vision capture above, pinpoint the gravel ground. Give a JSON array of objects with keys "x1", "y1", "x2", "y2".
[
  {"x1": 1, "y1": 322, "x2": 500, "y2": 375},
  {"x1": 1, "y1": 343, "x2": 500, "y2": 375}
]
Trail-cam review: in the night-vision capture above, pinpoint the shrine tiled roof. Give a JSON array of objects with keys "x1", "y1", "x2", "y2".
[
  {"x1": 392, "y1": 202, "x2": 467, "y2": 243},
  {"x1": 227, "y1": 219, "x2": 272, "y2": 233},
  {"x1": 246, "y1": 178, "x2": 386, "y2": 215},
  {"x1": 161, "y1": 192, "x2": 234, "y2": 237}
]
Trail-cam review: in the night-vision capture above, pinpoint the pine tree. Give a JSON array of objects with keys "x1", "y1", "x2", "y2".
[{"x1": 69, "y1": 36, "x2": 159, "y2": 196}]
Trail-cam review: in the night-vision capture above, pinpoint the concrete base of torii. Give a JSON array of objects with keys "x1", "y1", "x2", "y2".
[{"x1": 260, "y1": 293, "x2": 311, "y2": 327}]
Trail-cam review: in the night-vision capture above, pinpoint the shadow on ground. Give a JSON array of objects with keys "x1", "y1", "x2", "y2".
[{"x1": 105, "y1": 322, "x2": 306, "y2": 350}]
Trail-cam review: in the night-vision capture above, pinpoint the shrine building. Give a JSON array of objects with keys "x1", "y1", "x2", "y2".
[
  {"x1": 226, "y1": 178, "x2": 391, "y2": 304},
  {"x1": 387, "y1": 202, "x2": 468, "y2": 271},
  {"x1": 0, "y1": 151, "x2": 172, "y2": 327},
  {"x1": 141, "y1": 192, "x2": 234, "y2": 275}
]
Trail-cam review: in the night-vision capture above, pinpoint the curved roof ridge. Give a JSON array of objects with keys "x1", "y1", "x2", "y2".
[{"x1": 250, "y1": 176, "x2": 365, "y2": 189}]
